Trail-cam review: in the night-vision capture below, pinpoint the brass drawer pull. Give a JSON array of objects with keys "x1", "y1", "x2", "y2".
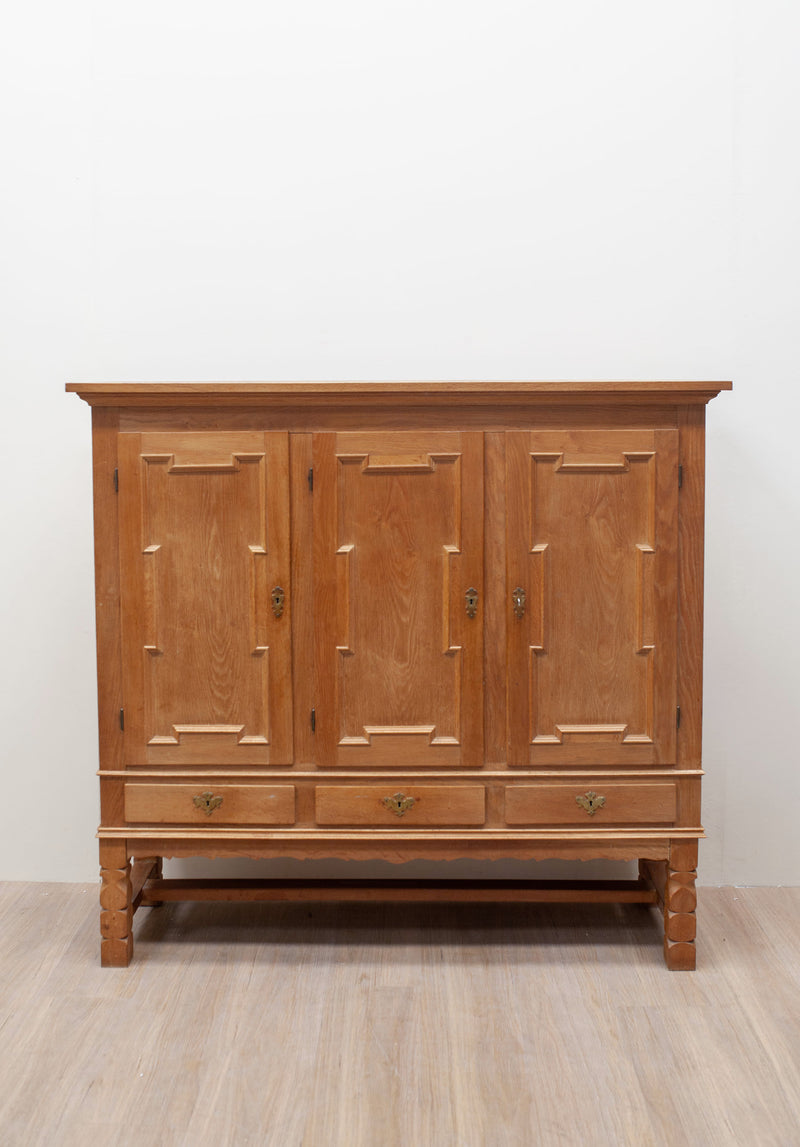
[
  {"x1": 271, "y1": 586, "x2": 285, "y2": 619},
  {"x1": 382, "y1": 792, "x2": 416, "y2": 817},
  {"x1": 576, "y1": 791, "x2": 606, "y2": 817},
  {"x1": 193, "y1": 791, "x2": 224, "y2": 816},
  {"x1": 465, "y1": 588, "x2": 479, "y2": 618},
  {"x1": 512, "y1": 587, "x2": 526, "y2": 618}
]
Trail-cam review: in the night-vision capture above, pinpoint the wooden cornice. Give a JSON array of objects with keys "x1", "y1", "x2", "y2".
[{"x1": 66, "y1": 380, "x2": 732, "y2": 408}]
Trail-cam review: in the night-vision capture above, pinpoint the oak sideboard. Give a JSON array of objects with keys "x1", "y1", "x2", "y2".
[{"x1": 68, "y1": 380, "x2": 730, "y2": 968}]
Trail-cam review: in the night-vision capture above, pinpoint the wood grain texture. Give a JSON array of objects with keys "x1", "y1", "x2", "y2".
[
  {"x1": 117, "y1": 833, "x2": 678, "y2": 863},
  {"x1": 68, "y1": 382, "x2": 729, "y2": 968},
  {"x1": 91, "y1": 408, "x2": 124, "y2": 792},
  {"x1": 507, "y1": 429, "x2": 679, "y2": 768},
  {"x1": 1, "y1": 883, "x2": 798, "y2": 1147},
  {"x1": 315, "y1": 784, "x2": 486, "y2": 826},
  {"x1": 99, "y1": 843, "x2": 132, "y2": 967},
  {"x1": 664, "y1": 838, "x2": 699, "y2": 970},
  {"x1": 483, "y1": 432, "x2": 507, "y2": 764},
  {"x1": 100, "y1": 774, "x2": 702, "y2": 831},
  {"x1": 290, "y1": 433, "x2": 315, "y2": 765},
  {"x1": 118, "y1": 431, "x2": 292, "y2": 767},
  {"x1": 314, "y1": 431, "x2": 483, "y2": 769},
  {"x1": 66, "y1": 379, "x2": 733, "y2": 406},
  {"x1": 677, "y1": 405, "x2": 706, "y2": 767},
  {"x1": 138, "y1": 878, "x2": 657, "y2": 904},
  {"x1": 504, "y1": 783, "x2": 677, "y2": 825},
  {"x1": 119, "y1": 402, "x2": 685, "y2": 433},
  {"x1": 124, "y1": 784, "x2": 296, "y2": 825}
]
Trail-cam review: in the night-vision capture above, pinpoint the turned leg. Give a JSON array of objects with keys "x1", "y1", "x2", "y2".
[
  {"x1": 663, "y1": 841, "x2": 698, "y2": 971},
  {"x1": 99, "y1": 842, "x2": 133, "y2": 967}
]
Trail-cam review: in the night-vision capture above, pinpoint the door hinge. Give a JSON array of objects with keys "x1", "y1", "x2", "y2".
[
  {"x1": 113, "y1": 467, "x2": 119, "y2": 492},
  {"x1": 678, "y1": 464, "x2": 683, "y2": 490},
  {"x1": 676, "y1": 705, "x2": 681, "y2": 729},
  {"x1": 310, "y1": 708, "x2": 316, "y2": 733},
  {"x1": 307, "y1": 467, "x2": 314, "y2": 492},
  {"x1": 119, "y1": 708, "x2": 125, "y2": 731}
]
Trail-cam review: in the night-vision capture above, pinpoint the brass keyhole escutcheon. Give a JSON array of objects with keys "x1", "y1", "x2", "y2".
[
  {"x1": 271, "y1": 586, "x2": 285, "y2": 619},
  {"x1": 382, "y1": 792, "x2": 416, "y2": 817},
  {"x1": 193, "y1": 791, "x2": 223, "y2": 817},
  {"x1": 575, "y1": 791, "x2": 606, "y2": 817},
  {"x1": 512, "y1": 587, "x2": 526, "y2": 619},
  {"x1": 465, "y1": 588, "x2": 479, "y2": 618}
]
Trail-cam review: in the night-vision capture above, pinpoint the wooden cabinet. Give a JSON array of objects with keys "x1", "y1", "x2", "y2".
[{"x1": 68, "y1": 381, "x2": 730, "y2": 969}]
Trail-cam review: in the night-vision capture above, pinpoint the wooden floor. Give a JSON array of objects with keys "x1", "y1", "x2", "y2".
[{"x1": 0, "y1": 884, "x2": 798, "y2": 1147}]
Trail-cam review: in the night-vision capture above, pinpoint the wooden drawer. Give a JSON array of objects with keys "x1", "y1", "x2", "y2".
[
  {"x1": 124, "y1": 784, "x2": 296, "y2": 826},
  {"x1": 315, "y1": 785, "x2": 485, "y2": 826},
  {"x1": 504, "y1": 783, "x2": 677, "y2": 826}
]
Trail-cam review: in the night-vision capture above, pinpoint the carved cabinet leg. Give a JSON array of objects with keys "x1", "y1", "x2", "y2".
[
  {"x1": 663, "y1": 841, "x2": 698, "y2": 971},
  {"x1": 99, "y1": 843, "x2": 133, "y2": 967}
]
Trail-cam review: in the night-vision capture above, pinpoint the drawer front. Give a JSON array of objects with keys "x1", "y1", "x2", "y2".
[
  {"x1": 504, "y1": 783, "x2": 677, "y2": 826},
  {"x1": 315, "y1": 785, "x2": 486, "y2": 826},
  {"x1": 124, "y1": 784, "x2": 296, "y2": 825}
]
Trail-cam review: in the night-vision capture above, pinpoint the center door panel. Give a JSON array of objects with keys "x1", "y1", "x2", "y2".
[{"x1": 312, "y1": 432, "x2": 484, "y2": 768}]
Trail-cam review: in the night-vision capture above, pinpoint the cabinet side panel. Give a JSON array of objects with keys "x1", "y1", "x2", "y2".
[
  {"x1": 677, "y1": 406, "x2": 706, "y2": 767},
  {"x1": 91, "y1": 407, "x2": 123, "y2": 777},
  {"x1": 118, "y1": 432, "x2": 146, "y2": 760},
  {"x1": 652, "y1": 429, "x2": 679, "y2": 763}
]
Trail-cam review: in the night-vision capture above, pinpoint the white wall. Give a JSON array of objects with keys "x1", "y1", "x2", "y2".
[{"x1": 0, "y1": 1, "x2": 796, "y2": 884}]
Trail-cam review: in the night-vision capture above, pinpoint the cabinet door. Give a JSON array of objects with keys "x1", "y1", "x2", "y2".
[
  {"x1": 313, "y1": 431, "x2": 484, "y2": 768},
  {"x1": 507, "y1": 429, "x2": 679, "y2": 767},
  {"x1": 118, "y1": 431, "x2": 292, "y2": 766}
]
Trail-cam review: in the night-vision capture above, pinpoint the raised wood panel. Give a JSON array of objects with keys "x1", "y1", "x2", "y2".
[
  {"x1": 313, "y1": 431, "x2": 484, "y2": 768},
  {"x1": 118, "y1": 431, "x2": 292, "y2": 766},
  {"x1": 507, "y1": 429, "x2": 679, "y2": 767},
  {"x1": 504, "y1": 783, "x2": 677, "y2": 826},
  {"x1": 315, "y1": 785, "x2": 486, "y2": 826},
  {"x1": 124, "y1": 784, "x2": 296, "y2": 825}
]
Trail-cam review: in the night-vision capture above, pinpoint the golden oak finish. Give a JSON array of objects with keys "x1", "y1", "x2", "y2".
[
  {"x1": 66, "y1": 380, "x2": 732, "y2": 405},
  {"x1": 118, "y1": 430, "x2": 293, "y2": 767},
  {"x1": 70, "y1": 381, "x2": 729, "y2": 968},
  {"x1": 124, "y1": 783, "x2": 296, "y2": 825},
  {"x1": 314, "y1": 430, "x2": 484, "y2": 770},
  {"x1": 504, "y1": 783, "x2": 678, "y2": 825},
  {"x1": 507, "y1": 428, "x2": 679, "y2": 767},
  {"x1": 315, "y1": 784, "x2": 486, "y2": 826},
  {"x1": 91, "y1": 409, "x2": 124, "y2": 788}
]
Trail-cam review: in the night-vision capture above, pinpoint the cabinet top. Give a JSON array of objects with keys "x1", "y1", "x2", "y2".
[{"x1": 66, "y1": 380, "x2": 732, "y2": 407}]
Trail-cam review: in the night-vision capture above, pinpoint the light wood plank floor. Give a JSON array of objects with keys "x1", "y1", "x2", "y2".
[{"x1": 0, "y1": 884, "x2": 798, "y2": 1147}]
